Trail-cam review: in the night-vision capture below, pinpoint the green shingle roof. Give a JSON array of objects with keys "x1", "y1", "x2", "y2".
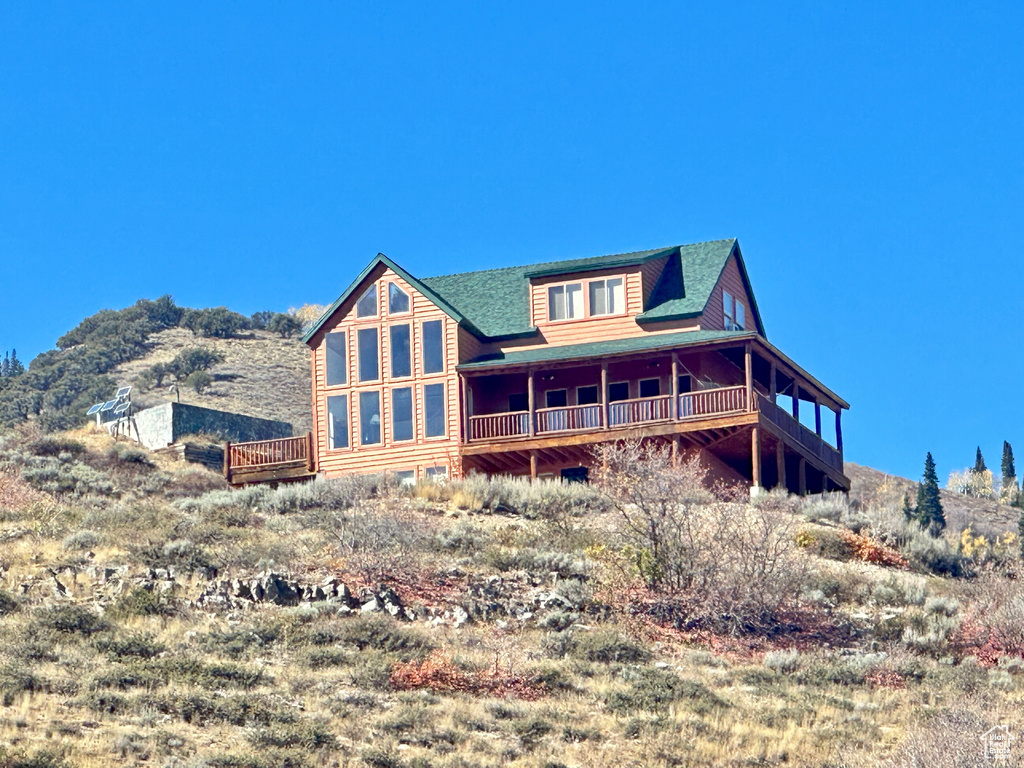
[
  {"x1": 458, "y1": 329, "x2": 756, "y2": 370},
  {"x1": 303, "y1": 239, "x2": 763, "y2": 344}
]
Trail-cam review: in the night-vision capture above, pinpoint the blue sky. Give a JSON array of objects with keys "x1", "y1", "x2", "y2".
[{"x1": 1, "y1": 3, "x2": 1022, "y2": 481}]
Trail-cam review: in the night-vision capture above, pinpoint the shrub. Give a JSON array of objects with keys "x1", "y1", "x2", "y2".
[
  {"x1": 108, "y1": 586, "x2": 178, "y2": 619},
  {"x1": 248, "y1": 722, "x2": 338, "y2": 750},
  {"x1": 267, "y1": 313, "x2": 303, "y2": 339},
  {"x1": 0, "y1": 588, "x2": 20, "y2": 615},
  {"x1": 799, "y1": 492, "x2": 849, "y2": 523},
  {"x1": 337, "y1": 615, "x2": 433, "y2": 660},
  {"x1": 34, "y1": 604, "x2": 109, "y2": 635},
  {"x1": 570, "y1": 629, "x2": 649, "y2": 664},
  {"x1": 168, "y1": 347, "x2": 225, "y2": 380},
  {"x1": 62, "y1": 529, "x2": 100, "y2": 551},
  {"x1": 180, "y1": 307, "x2": 250, "y2": 338},
  {"x1": 763, "y1": 648, "x2": 800, "y2": 673},
  {"x1": 605, "y1": 667, "x2": 726, "y2": 715},
  {"x1": 185, "y1": 370, "x2": 213, "y2": 394}
]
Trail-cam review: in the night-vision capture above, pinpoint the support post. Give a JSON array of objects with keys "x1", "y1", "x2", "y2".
[
  {"x1": 223, "y1": 442, "x2": 231, "y2": 480},
  {"x1": 744, "y1": 343, "x2": 753, "y2": 411},
  {"x1": 792, "y1": 384, "x2": 800, "y2": 421},
  {"x1": 814, "y1": 400, "x2": 821, "y2": 437},
  {"x1": 600, "y1": 361, "x2": 609, "y2": 430},
  {"x1": 671, "y1": 354, "x2": 679, "y2": 420},
  {"x1": 751, "y1": 425, "x2": 761, "y2": 490},
  {"x1": 769, "y1": 361, "x2": 777, "y2": 404},
  {"x1": 671, "y1": 435, "x2": 679, "y2": 463},
  {"x1": 527, "y1": 369, "x2": 535, "y2": 437},
  {"x1": 530, "y1": 450, "x2": 538, "y2": 480},
  {"x1": 460, "y1": 374, "x2": 470, "y2": 443},
  {"x1": 776, "y1": 438, "x2": 785, "y2": 490},
  {"x1": 835, "y1": 410, "x2": 844, "y2": 456},
  {"x1": 306, "y1": 431, "x2": 314, "y2": 472},
  {"x1": 798, "y1": 458, "x2": 807, "y2": 495}
]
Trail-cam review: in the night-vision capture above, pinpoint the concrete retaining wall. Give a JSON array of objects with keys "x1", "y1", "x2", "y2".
[{"x1": 114, "y1": 402, "x2": 293, "y2": 449}]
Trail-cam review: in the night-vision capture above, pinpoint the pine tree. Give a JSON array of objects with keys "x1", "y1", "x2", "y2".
[
  {"x1": 973, "y1": 446, "x2": 987, "y2": 474},
  {"x1": 7, "y1": 349, "x2": 23, "y2": 376},
  {"x1": 1002, "y1": 441, "x2": 1018, "y2": 505},
  {"x1": 916, "y1": 452, "x2": 945, "y2": 535},
  {"x1": 0, "y1": 352, "x2": 8, "y2": 378},
  {"x1": 902, "y1": 493, "x2": 915, "y2": 522}
]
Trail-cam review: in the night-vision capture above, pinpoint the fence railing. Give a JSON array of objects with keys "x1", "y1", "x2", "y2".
[
  {"x1": 678, "y1": 385, "x2": 749, "y2": 419},
  {"x1": 226, "y1": 434, "x2": 311, "y2": 471},
  {"x1": 756, "y1": 395, "x2": 843, "y2": 472},
  {"x1": 536, "y1": 403, "x2": 603, "y2": 433},
  {"x1": 469, "y1": 411, "x2": 530, "y2": 441}
]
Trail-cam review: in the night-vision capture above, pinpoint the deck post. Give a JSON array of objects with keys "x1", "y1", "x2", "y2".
[
  {"x1": 814, "y1": 399, "x2": 822, "y2": 437},
  {"x1": 460, "y1": 374, "x2": 470, "y2": 443},
  {"x1": 751, "y1": 425, "x2": 762, "y2": 491},
  {"x1": 223, "y1": 442, "x2": 231, "y2": 480},
  {"x1": 776, "y1": 438, "x2": 786, "y2": 490},
  {"x1": 792, "y1": 384, "x2": 800, "y2": 421},
  {"x1": 600, "y1": 362, "x2": 609, "y2": 430},
  {"x1": 527, "y1": 369, "x2": 535, "y2": 437},
  {"x1": 744, "y1": 343, "x2": 753, "y2": 411},
  {"x1": 671, "y1": 354, "x2": 679, "y2": 420},
  {"x1": 529, "y1": 450, "x2": 538, "y2": 480},
  {"x1": 671, "y1": 435, "x2": 679, "y2": 463},
  {"x1": 306, "y1": 431, "x2": 314, "y2": 472},
  {"x1": 798, "y1": 457, "x2": 807, "y2": 495},
  {"x1": 835, "y1": 410, "x2": 844, "y2": 457},
  {"x1": 769, "y1": 361, "x2": 777, "y2": 404}
]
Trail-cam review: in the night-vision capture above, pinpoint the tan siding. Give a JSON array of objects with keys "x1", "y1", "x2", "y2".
[
  {"x1": 701, "y1": 253, "x2": 753, "y2": 332},
  {"x1": 309, "y1": 266, "x2": 463, "y2": 479}
]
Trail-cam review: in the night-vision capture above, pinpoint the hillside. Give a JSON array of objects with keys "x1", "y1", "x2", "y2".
[{"x1": 111, "y1": 327, "x2": 313, "y2": 435}]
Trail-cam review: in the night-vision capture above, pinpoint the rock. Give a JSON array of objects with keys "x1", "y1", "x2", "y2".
[
  {"x1": 452, "y1": 606, "x2": 470, "y2": 627},
  {"x1": 361, "y1": 597, "x2": 381, "y2": 613}
]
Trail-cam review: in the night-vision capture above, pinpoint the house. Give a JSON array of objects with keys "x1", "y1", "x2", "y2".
[{"x1": 227, "y1": 239, "x2": 849, "y2": 492}]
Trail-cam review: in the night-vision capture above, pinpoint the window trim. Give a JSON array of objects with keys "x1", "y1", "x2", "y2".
[
  {"x1": 357, "y1": 389, "x2": 382, "y2": 446},
  {"x1": 588, "y1": 277, "x2": 626, "y2": 318},
  {"x1": 356, "y1": 326, "x2": 380, "y2": 383},
  {"x1": 391, "y1": 386, "x2": 415, "y2": 443},
  {"x1": 389, "y1": 323, "x2": 412, "y2": 380},
  {"x1": 326, "y1": 393, "x2": 350, "y2": 451},
  {"x1": 421, "y1": 319, "x2": 445, "y2": 375},
  {"x1": 355, "y1": 285, "x2": 378, "y2": 319},
  {"x1": 547, "y1": 281, "x2": 584, "y2": 323},
  {"x1": 638, "y1": 377, "x2": 661, "y2": 399},
  {"x1": 423, "y1": 382, "x2": 447, "y2": 439},
  {"x1": 324, "y1": 330, "x2": 348, "y2": 388},
  {"x1": 544, "y1": 388, "x2": 568, "y2": 408},
  {"x1": 576, "y1": 384, "x2": 599, "y2": 405},
  {"x1": 608, "y1": 380, "x2": 630, "y2": 402}
]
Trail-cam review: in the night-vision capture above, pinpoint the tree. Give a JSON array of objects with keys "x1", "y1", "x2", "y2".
[
  {"x1": 1001, "y1": 441, "x2": 1018, "y2": 505},
  {"x1": 267, "y1": 313, "x2": 303, "y2": 338},
  {"x1": 916, "y1": 452, "x2": 945, "y2": 535},
  {"x1": 974, "y1": 447, "x2": 987, "y2": 474},
  {"x1": 8, "y1": 350, "x2": 24, "y2": 376}
]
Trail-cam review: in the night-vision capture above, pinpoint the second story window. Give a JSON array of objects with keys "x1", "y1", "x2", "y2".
[
  {"x1": 357, "y1": 327, "x2": 379, "y2": 382},
  {"x1": 356, "y1": 285, "x2": 377, "y2": 318},
  {"x1": 390, "y1": 324, "x2": 411, "y2": 378},
  {"x1": 548, "y1": 283, "x2": 582, "y2": 321},
  {"x1": 589, "y1": 278, "x2": 624, "y2": 316},
  {"x1": 388, "y1": 283, "x2": 410, "y2": 314},
  {"x1": 325, "y1": 331, "x2": 347, "y2": 386},
  {"x1": 422, "y1": 320, "x2": 444, "y2": 374},
  {"x1": 723, "y1": 291, "x2": 745, "y2": 331}
]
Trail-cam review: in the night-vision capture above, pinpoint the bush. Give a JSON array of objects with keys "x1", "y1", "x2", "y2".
[
  {"x1": 267, "y1": 313, "x2": 303, "y2": 339},
  {"x1": 605, "y1": 667, "x2": 726, "y2": 715},
  {"x1": 168, "y1": 347, "x2": 225, "y2": 380},
  {"x1": 763, "y1": 648, "x2": 800, "y2": 673},
  {"x1": 0, "y1": 588, "x2": 20, "y2": 615},
  {"x1": 181, "y1": 307, "x2": 250, "y2": 338},
  {"x1": 185, "y1": 370, "x2": 213, "y2": 394},
  {"x1": 570, "y1": 629, "x2": 649, "y2": 664},
  {"x1": 34, "y1": 604, "x2": 109, "y2": 635}
]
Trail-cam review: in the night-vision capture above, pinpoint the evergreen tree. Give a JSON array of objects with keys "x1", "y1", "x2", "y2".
[
  {"x1": 916, "y1": 452, "x2": 945, "y2": 535},
  {"x1": 901, "y1": 493, "x2": 916, "y2": 522},
  {"x1": 1002, "y1": 440, "x2": 1018, "y2": 505},
  {"x1": 7, "y1": 349, "x2": 23, "y2": 376},
  {"x1": 0, "y1": 352, "x2": 8, "y2": 377},
  {"x1": 973, "y1": 446, "x2": 987, "y2": 474},
  {"x1": 1002, "y1": 441, "x2": 1016, "y2": 480}
]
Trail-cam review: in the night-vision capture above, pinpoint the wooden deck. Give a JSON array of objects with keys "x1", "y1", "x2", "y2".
[{"x1": 224, "y1": 433, "x2": 317, "y2": 486}]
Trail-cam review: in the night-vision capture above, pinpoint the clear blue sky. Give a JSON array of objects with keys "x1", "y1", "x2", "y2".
[{"x1": 2, "y1": 3, "x2": 1022, "y2": 482}]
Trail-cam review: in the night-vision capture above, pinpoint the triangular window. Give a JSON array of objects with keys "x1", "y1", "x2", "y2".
[{"x1": 388, "y1": 283, "x2": 410, "y2": 314}]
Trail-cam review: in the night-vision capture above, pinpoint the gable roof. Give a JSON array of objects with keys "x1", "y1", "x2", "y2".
[{"x1": 303, "y1": 239, "x2": 763, "y2": 344}]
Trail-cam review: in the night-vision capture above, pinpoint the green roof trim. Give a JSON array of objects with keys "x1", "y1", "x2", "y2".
[
  {"x1": 523, "y1": 247, "x2": 675, "y2": 278},
  {"x1": 301, "y1": 253, "x2": 469, "y2": 345},
  {"x1": 457, "y1": 329, "x2": 756, "y2": 370}
]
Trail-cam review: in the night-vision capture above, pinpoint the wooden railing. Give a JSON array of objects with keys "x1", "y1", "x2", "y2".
[
  {"x1": 537, "y1": 403, "x2": 603, "y2": 433},
  {"x1": 470, "y1": 411, "x2": 530, "y2": 441},
  {"x1": 756, "y1": 395, "x2": 843, "y2": 472},
  {"x1": 226, "y1": 434, "x2": 311, "y2": 471},
  {"x1": 678, "y1": 385, "x2": 749, "y2": 419},
  {"x1": 609, "y1": 395, "x2": 674, "y2": 427}
]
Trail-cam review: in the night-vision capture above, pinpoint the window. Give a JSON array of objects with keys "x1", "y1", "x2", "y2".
[
  {"x1": 545, "y1": 389, "x2": 567, "y2": 408},
  {"x1": 509, "y1": 393, "x2": 528, "y2": 412},
  {"x1": 548, "y1": 283, "x2": 583, "y2": 321},
  {"x1": 577, "y1": 385, "x2": 599, "y2": 405},
  {"x1": 639, "y1": 378, "x2": 661, "y2": 398},
  {"x1": 677, "y1": 375, "x2": 692, "y2": 393},
  {"x1": 424, "y1": 383, "x2": 446, "y2": 437},
  {"x1": 327, "y1": 395, "x2": 348, "y2": 449},
  {"x1": 422, "y1": 320, "x2": 444, "y2": 374},
  {"x1": 608, "y1": 381, "x2": 629, "y2": 402},
  {"x1": 392, "y1": 387, "x2": 413, "y2": 442},
  {"x1": 388, "y1": 283, "x2": 410, "y2": 314},
  {"x1": 325, "y1": 331, "x2": 346, "y2": 386},
  {"x1": 390, "y1": 324, "x2": 411, "y2": 378},
  {"x1": 359, "y1": 391, "x2": 381, "y2": 445},
  {"x1": 356, "y1": 286, "x2": 377, "y2": 317},
  {"x1": 395, "y1": 470, "x2": 416, "y2": 485},
  {"x1": 723, "y1": 291, "x2": 745, "y2": 331},
  {"x1": 425, "y1": 465, "x2": 447, "y2": 480},
  {"x1": 589, "y1": 278, "x2": 624, "y2": 316},
  {"x1": 357, "y1": 328, "x2": 379, "y2": 381}
]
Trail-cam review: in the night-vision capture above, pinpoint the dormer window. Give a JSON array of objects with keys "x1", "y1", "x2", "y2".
[
  {"x1": 356, "y1": 286, "x2": 377, "y2": 318},
  {"x1": 388, "y1": 283, "x2": 410, "y2": 314},
  {"x1": 548, "y1": 283, "x2": 583, "y2": 321},
  {"x1": 589, "y1": 278, "x2": 624, "y2": 316},
  {"x1": 723, "y1": 291, "x2": 745, "y2": 331}
]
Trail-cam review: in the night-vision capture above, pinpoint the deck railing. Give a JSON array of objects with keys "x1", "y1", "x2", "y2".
[
  {"x1": 609, "y1": 395, "x2": 674, "y2": 427},
  {"x1": 537, "y1": 403, "x2": 603, "y2": 432},
  {"x1": 756, "y1": 395, "x2": 843, "y2": 472},
  {"x1": 227, "y1": 434, "x2": 311, "y2": 471},
  {"x1": 679, "y1": 385, "x2": 749, "y2": 419},
  {"x1": 470, "y1": 411, "x2": 530, "y2": 441}
]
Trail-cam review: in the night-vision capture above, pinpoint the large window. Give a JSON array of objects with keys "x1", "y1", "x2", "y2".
[
  {"x1": 327, "y1": 395, "x2": 348, "y2": 449},
  {"x1": 388, "y1": 283, "x2": 410, "y2": 314},
  {"x1": 422, "y1": 320, "x2": 444, "y2": 374},
  {"x1": 392, "y1": 387, "x2": 413, "y2": 442},
  {"x1": 548, "y1": 283, "x2": 583, "y2": 321},
  {"x1": 356, "y1": 286, "x2": 377, "y2": 317},
  {"x1": 357, "y1": 328, "x2": 379, "y2": 382},
  {"x1": 325, "y1": 331, "x2": 346, "y2": 386},
  {"x1": 359, "y1": 391, "x2": 381, "y2": 445},
  {"x1": 424, "y1": 383, "x2": 446, "y2": 437},
  {"x1": 723, "y1": 291, "x2": 745, "y2": 331},
  {"x1": 390, "y1": 324, "x2": 411, "y2": 378},
  {"x1": 589, "y1": 278, "x2": 624, "y2": 316}
]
